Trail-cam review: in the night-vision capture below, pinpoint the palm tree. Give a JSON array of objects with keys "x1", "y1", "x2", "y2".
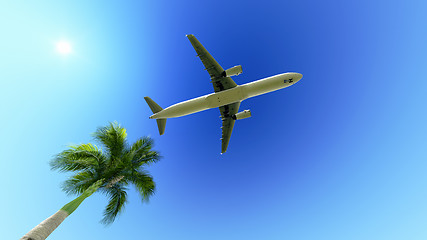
[{"x1": 21, "y1": 122, "x2": 161, "y2": 240}]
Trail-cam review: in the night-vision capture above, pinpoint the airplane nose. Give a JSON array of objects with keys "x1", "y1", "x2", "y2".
[{"x1": 295, "y1": 73, "x2": 303, "y2": 81}]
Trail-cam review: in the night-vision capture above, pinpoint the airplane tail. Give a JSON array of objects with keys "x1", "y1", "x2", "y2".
[{"x1": 144, "y1": 97, "x2": 166, "y2": 135}]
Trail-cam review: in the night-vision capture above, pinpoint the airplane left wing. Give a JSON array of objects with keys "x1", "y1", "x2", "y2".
[
  {"x1": 219, "y1": 101, "x2": 240, "y2": 154},
  {"x1": 186, "y1": 34, "x2": 238, "y2": 93}
]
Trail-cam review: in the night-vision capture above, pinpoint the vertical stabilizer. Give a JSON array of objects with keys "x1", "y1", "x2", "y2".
[{"x1": 144, "y1": 97, "x2": 167, "y2": 135}]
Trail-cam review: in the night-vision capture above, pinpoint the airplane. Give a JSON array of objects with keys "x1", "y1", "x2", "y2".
[{"x1": 144, "y1": 34, "x2": 302, "y2": 154}]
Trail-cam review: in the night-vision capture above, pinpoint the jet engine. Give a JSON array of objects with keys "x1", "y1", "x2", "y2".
[
  {"x1": 232, "y1": 110, "x2": 251, "y2": 120},
  {"x1": 222, "y1": 65, "x2": 242, "y2": 77}
]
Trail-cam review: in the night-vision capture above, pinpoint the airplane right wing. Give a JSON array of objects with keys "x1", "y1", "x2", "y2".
[
  {"x1": 186, "y1": 34, "x2": 238, "y2": 93},
  {"x1": 219, "y1": 101, "x2": 240, "y2": 154}
]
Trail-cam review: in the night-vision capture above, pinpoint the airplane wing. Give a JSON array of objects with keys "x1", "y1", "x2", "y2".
[
  {"x1": 186, "y1": 34, "x2": 238, "y2": 93},
  {"x1": 219, "y1": 101, "x2": 240, "y2": 153}
]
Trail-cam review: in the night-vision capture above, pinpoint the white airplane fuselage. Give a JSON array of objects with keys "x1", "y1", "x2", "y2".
[{"x1": 149, "y1": 72, "x2": 302, "y2": 119}]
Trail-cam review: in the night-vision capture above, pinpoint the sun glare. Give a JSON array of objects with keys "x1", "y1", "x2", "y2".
[{"x1": 56, "y1": 40, "x2": 72, "y2": 55}]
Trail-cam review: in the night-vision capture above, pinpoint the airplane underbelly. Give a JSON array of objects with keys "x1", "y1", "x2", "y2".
[
  {"x1": 153, "y1": 86, "x2": 247, "y2": 119},
  {"x1": 206, "y1": 86, "x2": 246, "y2": 108},
  {"x1": 155, "y1": 95, "x2": 210, "y2": 118}
]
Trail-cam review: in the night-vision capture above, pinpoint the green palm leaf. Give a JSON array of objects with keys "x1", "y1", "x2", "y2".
[
  {"x1": 126, "y1": 170, "x2": 155, "y2": 202},
  {"x1": 100, "y1": 184, "x2": 128, "y2": 225},
  {"x1": 51, "y1": 143, "x2": 105, "y2": 172},
  {"x1": 61, "y1": 171, "x2": 97, "y2": 195},
  {"x1": 129, "y1": 137, "x2": 161, "y2": 167},
  {"x1": 50, "y1": 122, "x2": 161, "y2": 225},
  {"x1": 93, "y1": 121, "x2": 128, "y2": 163}
]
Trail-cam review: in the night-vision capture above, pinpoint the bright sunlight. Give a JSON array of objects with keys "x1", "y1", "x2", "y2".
[{"x1": 56, "y1": 40, "x2": 72, "y2": 55}]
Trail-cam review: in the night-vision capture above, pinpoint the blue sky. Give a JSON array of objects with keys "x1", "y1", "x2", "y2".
[{"x1": 1, "y1": 0, "x2": 427, "y2": 239}]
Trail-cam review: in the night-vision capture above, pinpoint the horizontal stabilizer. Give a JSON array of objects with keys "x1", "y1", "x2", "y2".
[
  {"x1": 144, "y1": 96, "x2": 167, "y2": 135},
  {"x1": 156, "y1": 119, "x2": 166, "y2": 135},
  {"x1": 144, "y1": 96, "x2": 163, "y2": 113}
]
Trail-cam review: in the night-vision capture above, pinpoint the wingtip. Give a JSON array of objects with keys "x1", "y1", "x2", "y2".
[{"x1": 186, "y1": 34, "x2": 194, "y2": 38}]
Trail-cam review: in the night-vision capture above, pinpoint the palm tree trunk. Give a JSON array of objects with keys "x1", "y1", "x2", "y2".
[
  {"x1": 20, "y1": 210, "x2": 69, "y2": 240},
  {"x1": 106, "y1": 175, "x2": 124, "y2": 188},
  {"x1": 21, "y1": 180, "x2": 104, "y2": 240}
]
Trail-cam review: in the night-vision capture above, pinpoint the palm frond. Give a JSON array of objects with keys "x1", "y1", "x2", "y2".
[
  {"x1": 52, "y1": 122, "x2": 161, "y2": 226},
  {"x1": 93, "y1": 122, "x2": 128, "y2": 164},
  {"x1": 100, "y1": 184, "x2": 128, "y2": 225},
  {"x1": 61, "y1": 171, "x2": 97, "y2": 195},
  {"x1": 126, "y1": 170, "x2": 155, "y2": 202},
  {"x1": 129, "y1": 137, "x2": 161, "y2": 167},
  {"x1": 50, "y1": 143, "x2": 104, "y2": 172}
]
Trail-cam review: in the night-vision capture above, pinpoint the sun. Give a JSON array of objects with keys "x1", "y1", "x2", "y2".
[{"x1": 56, "y1": 40, "x2": 72, "y2": 55}]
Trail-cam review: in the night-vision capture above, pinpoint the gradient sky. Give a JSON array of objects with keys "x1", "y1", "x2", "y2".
[{"x1": 2, "y1": 0, "x2": 427, "y2": 239}]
